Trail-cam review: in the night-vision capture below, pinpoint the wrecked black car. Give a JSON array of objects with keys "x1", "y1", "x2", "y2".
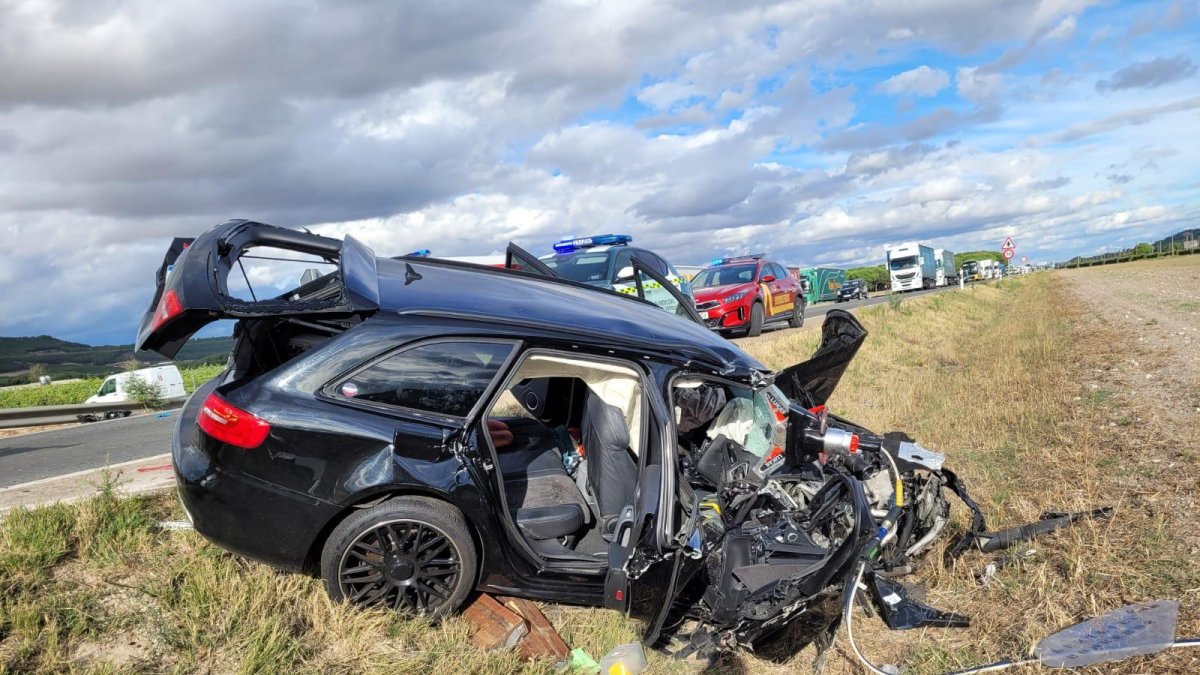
[{"x1": 136, "y1": 220, "x2": 1022, "y2": 662}]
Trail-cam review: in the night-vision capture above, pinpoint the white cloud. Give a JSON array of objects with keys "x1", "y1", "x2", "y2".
[
  {"x1": 1046, "y1": 14, "x2": 1077, "y2": 40},
  {"x1": 874, "y1": 66, "x2": 951, "y2": 97},
  {"x1": 956, "y1": 66, "x2": 1004, "y2": 102},
  {"x1": 0, "y1": 0, "x2": 1194, "y2": 343}
]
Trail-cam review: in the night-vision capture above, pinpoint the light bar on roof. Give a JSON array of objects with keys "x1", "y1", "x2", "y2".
[
  {"x1": 404, "y1": 249, "x2": 432, "y2": 257},
  {"x1": 552, "y1": 233, "x2": 632, "y2": 254},
  {"x1": 711, "y1": 253, "x2": 766, "y2": 265}
]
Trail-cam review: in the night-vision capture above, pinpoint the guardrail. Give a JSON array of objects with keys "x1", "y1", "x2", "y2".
[{"x1": 0, "y1": 401, "x2": 183, "y2": 430}]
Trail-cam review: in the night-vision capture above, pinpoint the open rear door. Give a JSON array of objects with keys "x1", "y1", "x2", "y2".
[{"x1": 135, "y1": 219, "x2": 380, "y2": 359}]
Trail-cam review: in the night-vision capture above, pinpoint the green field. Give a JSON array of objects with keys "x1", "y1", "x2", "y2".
[{"x1": 0, "y1": 364, "x2": 224, "y2": 409}]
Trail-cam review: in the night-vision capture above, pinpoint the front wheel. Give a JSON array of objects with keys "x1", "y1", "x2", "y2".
[
  {"x1": 746, "y1": 302, "x2": 765, "y2": 337},
  {"x1": 321, "y1": 496, "x2": 477, "y2": 619},
  {"x1": 788, "y1": 303, "x2": 804, "y2": 328}
]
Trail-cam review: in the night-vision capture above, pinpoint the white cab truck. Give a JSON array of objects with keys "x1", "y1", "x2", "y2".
[
  {"x1": 934, "y1": 248, "x2": 957, "y2": 287},
  {"x1": 84, "y1": 364, "x2": 186, "y2": 416},
  {"x1": 886, "y1": 242, "x2": 937, "y2": 292},
  {"x1": 979, "y1": 259, "x2": 1000, "y2": 279}
]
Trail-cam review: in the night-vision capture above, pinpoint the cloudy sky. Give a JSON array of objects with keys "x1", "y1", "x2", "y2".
[{"x1": 1, "y1": 0, "x2": 1197, "y2": 345}]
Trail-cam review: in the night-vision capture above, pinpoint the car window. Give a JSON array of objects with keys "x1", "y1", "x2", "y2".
[
  {"x1": 98, "y1": 378, "x2": 117, "y2": 396},
  {"x1": 540, "y1": 252, "x2": 611, "y2": 283},
  {"x1": 337, "y1": 341, "x2": 515, "y2": 417},
  {"x1": 692, "y1": 264, "x2": 757, "y2": 287},
  {"x1": 641, "y1": 252, "x2": 669, "y2": 276},
  {"x1": 768, "y1": 264, "x2": 788, "y2": 280},
  {"x1": 612, "y1": 249, "x2": 635, "y2": 280}
]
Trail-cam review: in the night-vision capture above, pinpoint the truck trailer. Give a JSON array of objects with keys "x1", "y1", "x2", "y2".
[
  {"x1": 886, "y1": 242, "x2": 937, "y2": 291},
  {"x1": 934, "y1": 249, "x2": 957, "y2": 286},
  {"x1": 795, "y1": 267, "x2": 846, "y2": 303}
]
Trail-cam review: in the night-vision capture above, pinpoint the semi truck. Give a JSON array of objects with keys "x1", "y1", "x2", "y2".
[
  {"x1": 795, "y1": 267, "x2": 845, "y2": 303},
  {"x1": 886, "y1": 242, "x2": 937, "y2": 292},
  {"x1": 934, "y1": 249, "x2": 957, "y2": 286}
]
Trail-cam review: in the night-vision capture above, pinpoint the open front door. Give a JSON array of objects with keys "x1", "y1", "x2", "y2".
[
  {"x1": 604, "y1": 380, "x2": 699, "y2": 645},
  {"x1": 627, "y1": 256, "x2": 705, "y2": 326},
  {"x1": 504, "y1": 242, "x2": 559, "y2": 277}
]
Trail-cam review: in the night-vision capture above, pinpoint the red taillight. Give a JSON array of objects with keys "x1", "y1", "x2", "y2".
[
  {"x1": 197, "y1": 392, "x2": 270, "y2": 449},
  {"x1": 151, "y1": 289, "x2": 184, "y2": 331},
  {"x1": 848, "y1": 434, "x2": 860, "y2": 453}
]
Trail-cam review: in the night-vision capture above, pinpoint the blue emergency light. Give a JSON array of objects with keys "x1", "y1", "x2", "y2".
[
  {"x1": 552, "y1": 233, "x2": 632, "y2": 254},
  {"x1": 404, "y1": 249, "x2": 432, "y2": 257},
  {"x1": 711, "y1": 253, "x2": 765, "y2": 265}
]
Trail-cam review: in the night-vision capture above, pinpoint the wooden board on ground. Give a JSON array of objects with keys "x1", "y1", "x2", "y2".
[
  {"x1": 462, "y1": 593, "x2": 527, "y2": 651},
  {"x1": 501, "y1": 596, "x2": 571, "y2": 661}
]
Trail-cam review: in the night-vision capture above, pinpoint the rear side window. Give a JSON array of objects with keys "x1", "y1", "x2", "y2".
[{"x1": 337, "y1": 341, "x2": 515, "y2": 417}]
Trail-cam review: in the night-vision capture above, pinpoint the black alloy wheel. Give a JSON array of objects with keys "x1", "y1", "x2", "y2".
[{"x1": 322, "y1": 496, "x2": 476, "y2": 618}]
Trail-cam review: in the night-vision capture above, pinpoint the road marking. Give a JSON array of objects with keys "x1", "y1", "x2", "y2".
[{"x1": 0, "y1": 452, "x2": 170, "y2": 492}]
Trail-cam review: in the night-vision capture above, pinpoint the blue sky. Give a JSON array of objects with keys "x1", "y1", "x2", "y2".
[{"x1": 0, "y1": 0, "x2": 1197, "y2": 345}]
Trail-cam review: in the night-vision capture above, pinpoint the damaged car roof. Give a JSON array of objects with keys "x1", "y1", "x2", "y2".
[{"x1": 375, "y1": 256, "x2": 765, "y2": 376}]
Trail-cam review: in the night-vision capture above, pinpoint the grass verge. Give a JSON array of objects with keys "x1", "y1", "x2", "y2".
[{"x1": 3, "y1": 273, "x2": 1196, "y2": 673}]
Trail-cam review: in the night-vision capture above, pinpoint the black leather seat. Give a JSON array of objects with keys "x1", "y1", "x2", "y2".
[
  {"x1": 515, "y1": 504, "x2": 585, "y2": 540},
  {"x1": 493, "y1": 417, "x2": 589, "y2": 541},
  {"x1": 581, "y1": 392, "x2": 638, "y2": 529}
]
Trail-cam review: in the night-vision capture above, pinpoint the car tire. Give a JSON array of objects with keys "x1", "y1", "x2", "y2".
[
  {"x1": 746, "y1": 302, "x2": 765, "y2": 337},
  {"x1": 788, "y1": 303, "x2": 804, "y2": 328},
  {"x1": 321, "y1": 496, "x2": 477, "y2": 619}
]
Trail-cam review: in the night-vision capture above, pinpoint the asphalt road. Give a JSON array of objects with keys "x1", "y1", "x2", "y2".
[
  {"x1": 0, "y1": 412, "x2": 175, "y2": 488},
  {"x1": 0, "y1": 283, "x2": 961, "y2": 489},
  {"x1": 803, "y1": 285, "x2": 946, "y2": 319}
]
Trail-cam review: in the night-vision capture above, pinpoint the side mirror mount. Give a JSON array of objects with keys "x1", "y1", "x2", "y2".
[
  {"x1": 614, "y1": 266, "x2": 635, "y2": 283},
  {"x1": 761, "y1": 274, "x2": 776, "y2": 283}
]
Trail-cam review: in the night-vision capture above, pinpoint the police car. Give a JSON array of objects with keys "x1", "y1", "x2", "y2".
[{"x1": 536, "y1": 234, "x2": 694, "y2": 315}]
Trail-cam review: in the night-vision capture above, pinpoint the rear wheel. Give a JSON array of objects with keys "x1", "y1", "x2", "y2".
[
  {"x1": 788, "y1": 303, "x2": 804, "y2": 328},
  {"x1": 322, "y1": 496, "x2": 477, "y2": 619},
  {"x1": 746, "y1": 302, "x2": 765, "y2": 337}
]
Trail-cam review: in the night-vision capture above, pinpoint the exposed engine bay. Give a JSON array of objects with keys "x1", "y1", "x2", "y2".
[{"x1": 656, "y1": 312, "x2": 1106, "y2": 667}]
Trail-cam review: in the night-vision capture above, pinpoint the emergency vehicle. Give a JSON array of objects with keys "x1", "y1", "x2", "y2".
[
  {"x1": 536, "y1": 234, "x2": 694, "y2": 314},
  {"x1": 692, "y1": 254, "x2": 806, "y2": 337}
]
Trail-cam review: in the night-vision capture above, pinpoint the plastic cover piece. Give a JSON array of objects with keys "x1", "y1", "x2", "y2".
[
  {"x1": 1034, "y1": 600, "x2": 1179, "y2": 668},
  {"x1": 869, "y1": 574, "x2": 970, "y2": 630}
]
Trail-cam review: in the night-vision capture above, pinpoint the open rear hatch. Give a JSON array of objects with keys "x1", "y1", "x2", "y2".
[{"x1": 136, "y1": 219, "x2": 380, "y2": 359}]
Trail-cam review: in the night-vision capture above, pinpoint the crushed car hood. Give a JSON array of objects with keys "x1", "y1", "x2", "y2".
[{"x1": 772, "y1": 309, "x2": 867, "y2": 406}]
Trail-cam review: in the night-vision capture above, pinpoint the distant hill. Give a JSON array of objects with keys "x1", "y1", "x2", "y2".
[
  {"x1": 1154, "y1": 228, "x2": 1199, "y2": 250},
  {"x1": 0, "y1": 335, "x2": 234, "y2": 385}
]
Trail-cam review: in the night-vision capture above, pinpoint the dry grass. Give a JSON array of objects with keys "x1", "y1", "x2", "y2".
[{"x1": 2, "y1": 270, "x2": 1197, "y2": 673}]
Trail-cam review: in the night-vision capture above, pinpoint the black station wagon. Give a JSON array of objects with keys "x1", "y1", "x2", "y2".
[{"x1": 136, "y1": 220, "x2": 973, "y2": 657}]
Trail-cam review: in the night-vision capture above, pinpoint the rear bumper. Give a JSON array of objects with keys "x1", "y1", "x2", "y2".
[
  {"x1": 172, "y1": 382, "x2": 340, "y2": 572},
  {"x1": 174, "y1": 439, "x2": 340, "y2": 572}
]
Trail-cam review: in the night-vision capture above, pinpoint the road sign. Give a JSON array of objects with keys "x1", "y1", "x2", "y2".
[
  {"x1": 1003, "y1": 249, "x2": 1015, "y2": 260},
  {"x1": 1002, "y1": 236, "x2": 1015, "y2": 250},
  {"x1": 1021, "y1": 255, "x2": 1028, "y2": 263}
]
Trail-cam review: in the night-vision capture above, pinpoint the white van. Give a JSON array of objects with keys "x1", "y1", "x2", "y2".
[{"x1": 86, "y1": 364, "x2": 186, "y2": 404}]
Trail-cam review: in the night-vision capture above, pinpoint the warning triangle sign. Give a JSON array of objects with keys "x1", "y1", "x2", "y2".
[{"x1": 1002, "y1": 236, "x2": 1015, "y2": 250}]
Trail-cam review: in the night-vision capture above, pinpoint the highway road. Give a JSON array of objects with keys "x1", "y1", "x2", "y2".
[
  {"x1": 0, "y1": 412, "x2": 175, "y2": 488},
  {"x1": 0, "y1": 283, "x2": 960, "y2": 489}
]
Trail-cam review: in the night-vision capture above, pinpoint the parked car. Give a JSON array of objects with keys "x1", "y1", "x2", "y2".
[
  {"x1": 691, "y1": 254, "x2": 805, "y2": 337},
  {"x1": 533, "y1": 234, "x2": 694, "y2": 316},
  {"x1": 836, "y1": 279, "x2": 868, "y2": 302},
  {"x1": 135, "y1": 220, "x2": 977, "y2": 659}
]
